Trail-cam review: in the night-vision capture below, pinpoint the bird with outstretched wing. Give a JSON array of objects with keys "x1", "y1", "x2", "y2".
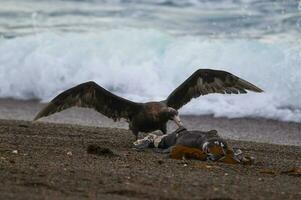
[{"x1": 34, "y1": 69, "x2": 263, "y2": 139}]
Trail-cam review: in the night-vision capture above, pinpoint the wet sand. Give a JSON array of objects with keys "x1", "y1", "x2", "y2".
[
  {"x1": 0, "y1": 99, "x2": 300, "y2": 146},
  {"x1": 0, "y1": 99, "x2": 301, "y2": 199},
  {"x1": 43, "y1": 114, "x2": 301, "y2": 147}
]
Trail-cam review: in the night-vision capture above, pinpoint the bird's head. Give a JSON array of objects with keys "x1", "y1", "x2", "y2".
[{"x1": 161, "y1": 107, "x2": 183, "y2": 127}]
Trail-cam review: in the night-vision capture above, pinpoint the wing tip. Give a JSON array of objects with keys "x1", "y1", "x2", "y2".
[
  {"x1": 247, "y1": 85, "x2": 264, "y2": 93},
  {"x1": 33, "y1": 111, "x2": 44, "y2": 121},
  {"x1": 32, "y1": 102, "x2": 56, "y2": 121},
  {"x1": 255, "y1": 88, "x2": 264, "y2": 93},
  {"x1": 248, "y1": 85, "x2": 264, "y2": 93},
  {"x1": 33, "y1": 115, "x2": 40, "y2": 121},
  {"x1": 238, "y1": 78, "x2": 264, "y2": 93}
]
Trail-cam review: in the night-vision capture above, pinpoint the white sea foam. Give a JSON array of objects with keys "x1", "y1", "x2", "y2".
[{"x1": 0, "y1": 29, "x2": 301, "y2": 122}]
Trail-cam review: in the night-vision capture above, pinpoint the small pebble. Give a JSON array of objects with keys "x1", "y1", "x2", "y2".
[
  {"x1": 158, "y1": 160, "x2": 164, "y2": 165},
  {"x1": 12, "y1": 150, "x2": 18, "y2": 154},
  {"x1": 67, "y1": 151, "x2": 72, "y2": 156},
  {"x1": 18, "y1": 124, "x2": 29, "y2": 128}
]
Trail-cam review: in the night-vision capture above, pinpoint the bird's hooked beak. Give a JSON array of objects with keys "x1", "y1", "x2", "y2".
[{"x1": 172, "y1": 115, "x2": 183, "y2": 127}]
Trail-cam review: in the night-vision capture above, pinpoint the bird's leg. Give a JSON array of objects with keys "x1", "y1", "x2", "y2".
[
  {"x1": 132, "y1": 130, "x2": 139, "y2": 141},
  {"x1": 129, "y1": 122, "x2": 139, "y2": 140},
  {"x1": 172, "y1": 115, "x2": 183, "y2": 127},
  {"x1": 160, "y1": 125, "x2": 167, "y2": 135}
]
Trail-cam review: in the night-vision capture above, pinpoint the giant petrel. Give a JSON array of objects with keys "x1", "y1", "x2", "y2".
[{"x1": 34, "y1": 69, "x2": 263, "y2": 139}]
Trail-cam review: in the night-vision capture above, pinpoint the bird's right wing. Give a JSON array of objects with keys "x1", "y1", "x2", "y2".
[
  {"x1": 166, "y1": 69, "x2": 263, "y2": 110},
  {"x1": 34, "y1": 81, "x2": 142, "y2": 121}
]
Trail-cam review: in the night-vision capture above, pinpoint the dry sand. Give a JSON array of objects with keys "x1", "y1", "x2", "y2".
[{"x1": 0, "y1": 99, "x2": 301, "y2": 200}]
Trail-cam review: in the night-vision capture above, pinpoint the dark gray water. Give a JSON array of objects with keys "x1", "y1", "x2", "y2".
[{"x1": 1, "y1": 0, "x2": 300, "y2": 38}]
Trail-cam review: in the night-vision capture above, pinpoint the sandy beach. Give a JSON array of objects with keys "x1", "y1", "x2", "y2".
[
  {"x1": 1, "y1": 0, "x2": 301, "y2": 199},
  {"x1": 0, "y1": 99, "x2": 301, "y2": 200}
]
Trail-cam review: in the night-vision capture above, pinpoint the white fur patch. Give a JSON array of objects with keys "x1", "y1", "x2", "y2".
[{"x1": 154, "y1": 135, "x2": 167, "y2": 148}]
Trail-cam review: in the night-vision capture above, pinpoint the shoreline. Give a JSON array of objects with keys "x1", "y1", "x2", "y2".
[
  {"x1": 3, "y1": 117, "x2": 301, "y2": 148},
  {"x1": 0, "y1": 98, "x2": 300, "y2": 146},
  {"x1": 0, "y1": 99, "x2": 301, "y2": 146}
]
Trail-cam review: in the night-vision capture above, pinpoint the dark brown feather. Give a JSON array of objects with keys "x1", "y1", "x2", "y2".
[
  {"x1": 166, "y1": 69, "x2": 263, "y2": 110},
  {"x1": 34, "y1": 81, "x2": 142, "y2": 121}
]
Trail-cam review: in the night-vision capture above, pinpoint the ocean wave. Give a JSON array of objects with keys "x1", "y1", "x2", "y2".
[{"x1": 0, "y1": 29, "x2": 301, "y2": 122}]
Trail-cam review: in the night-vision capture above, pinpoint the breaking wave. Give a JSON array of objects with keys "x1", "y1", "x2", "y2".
[{"x1": 0, "y1": 29, "x2": 301, "y2": 122}]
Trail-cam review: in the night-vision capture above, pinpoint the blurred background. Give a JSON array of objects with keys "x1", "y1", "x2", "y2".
[{"x1": 0, "y1": 0, "x2": 301, "y2": 122}]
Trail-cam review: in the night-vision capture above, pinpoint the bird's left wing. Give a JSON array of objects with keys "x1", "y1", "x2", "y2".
[
  {"x1": 34, "y1": 81, "x2": 142, "y2": 121},
  {"x1": 165, "y1": 69, "x2": 263, "y2": 110}
]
